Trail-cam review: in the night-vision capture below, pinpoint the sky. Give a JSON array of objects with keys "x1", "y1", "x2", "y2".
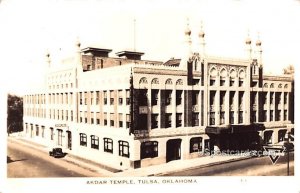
[{"x1": 0, "y1": 0, "x2": 299, "y2": 95}]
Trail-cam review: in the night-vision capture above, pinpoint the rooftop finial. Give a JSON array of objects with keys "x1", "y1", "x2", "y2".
[
  {"x1": 245, "y1": 29, "x2": 251, "y2": 45},
  {"x1": 185, "y1": 18, "x2": 191, "y2": 36},
  {"x1": 198, "y1": 20, "x2": 205, "y2": 38}
]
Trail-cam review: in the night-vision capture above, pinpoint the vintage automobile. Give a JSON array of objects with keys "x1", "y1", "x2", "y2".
[{"x1": 49, "y1": 147, "x2": 65, "y2": 158}]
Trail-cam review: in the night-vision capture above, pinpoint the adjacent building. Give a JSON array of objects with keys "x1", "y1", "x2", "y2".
[{"x1": 23, "y1": 23, "x2": 294, "y2": 170}]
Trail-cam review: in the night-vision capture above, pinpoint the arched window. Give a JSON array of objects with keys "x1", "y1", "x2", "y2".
[
  {"x1": 176, "y1": 79, "x2": 183, "y2": 85},
  {"x1": 139, "y1": 77, "x2": 148, "y2": 84},
  {"x1": 151, "y1": 78, "x2": 159, "y2": 84},
  {"x1": 165, "y1": 78, "x2": 173, "y2": 85}
]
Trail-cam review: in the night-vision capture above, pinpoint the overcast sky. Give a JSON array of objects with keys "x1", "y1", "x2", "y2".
[{"x1": 0, "y1": 0, "x2": 299, "y2": 95}]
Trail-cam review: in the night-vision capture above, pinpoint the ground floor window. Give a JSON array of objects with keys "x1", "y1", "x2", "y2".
[
  {"x1": 36, "y1": 125, "x2": 39, "y2": 136},
  {"x1": 141, "y1": 141, "x2": 158, "y2": 159},
  {"x1": 204, "y1": 139, "x2": 210, "y2": 151},
  {"x1": 41, "y1": 126, "x2": 45, "y2": 138},
  {"x1": 104, "y1": 138, "x2": 113, "y2": 153},
  {"x1": 264, "y1": 131, "x2": 273, "y2": 144},
  {"x1": 190, "y1": 137, "x2": 203, "y2": 153},
  {"x1": 278, "y1": 130, "x2": 287, "y2": 142},
  {"x1": 50, "y1": 127, "x2": 54, "y2": 140},
  {"x1": 80, "y1": 133, "x2": 87, "y2": 146},
  {"x1": 91, "y1": 135, "x2": 99, "y2": 149},
  {"x1": 119, "y1": 140, "x2": 130, "y2": 158}
]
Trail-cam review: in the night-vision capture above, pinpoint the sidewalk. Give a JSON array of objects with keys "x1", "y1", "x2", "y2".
[
  {"x1": 8, "y1": 136, "x2": 251, "y2": 177},
  {"x1": 114, "y1": 155, "x2": 251, "y2": 177}
]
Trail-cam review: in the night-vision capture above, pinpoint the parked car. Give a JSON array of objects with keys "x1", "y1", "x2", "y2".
[{"x1": 49, "y1": 147, "x2": 65, "y2": 158}]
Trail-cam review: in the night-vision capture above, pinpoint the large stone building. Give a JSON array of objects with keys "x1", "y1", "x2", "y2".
[{"x1": 23, "y1": 22, "x2": 294, "y2": 170}]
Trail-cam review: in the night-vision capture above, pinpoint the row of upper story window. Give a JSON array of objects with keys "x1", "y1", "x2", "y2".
[
  {"x1": 78, "y1": 112, "x2": 131, "y2": 128},
  {"x1": 209, "y1": 91, "x2": 289, "y2": 109},
  {"x1": 79, "y1": 90, "x2": 130, "y2": 106},
  {"x1": 48, "y1": 82, "x2": 74, "y2": 90},
  {"x1": 208, "y1": 108, "x2": 289, "y2": 126},
  {"x1": 137, "y1": 112, "x2": 202, "y2": 130},
  {"x1": 24, "y1": 108, "x2": 47, "y2": 118}
]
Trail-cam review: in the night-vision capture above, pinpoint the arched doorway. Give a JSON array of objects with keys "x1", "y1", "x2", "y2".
[{"x1": 166, "y1": 139, "x2": 182, "y2": 162}]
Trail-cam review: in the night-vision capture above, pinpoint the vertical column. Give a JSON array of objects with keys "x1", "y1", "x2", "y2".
[
  {"x1": 266, "y1": 91, "x2": 270, "y2": 122},
  {"x1": 234, "y1": 91, "x2": 238, "y2": 124},
  {"x1": 206, "y1": 89, "x2": 210, "y2": 125},
  {"x1": 87, "y1": 91, "x2": 91, "y2": 124},
  {"x1": 172, "y1": 86, "x2": 176, "y2": 128},
  {"x1": 160, "y1": 89, "x2": 166, "y2": 128},
  {"x1": 215, "y1": 90, "x2": 220, "y2": 126},
  {"x1": 158, "y1": 89, "x2": 161, "y2": 129},
  {"x1": 287, "y1": 92, "x2": 290, "y2": 120},
  {"x1": 147, "y1": 87, "x2": 152, "y2": 131},
  {"x1": 225, "y1": 90, "x2": 230, "y2": 125},
  {"x1": 280, "y1": 92, "x2": 284, "y2": 121},
  {"x1": 199, "y1": 90, "x2": 202, "y2": 126}
]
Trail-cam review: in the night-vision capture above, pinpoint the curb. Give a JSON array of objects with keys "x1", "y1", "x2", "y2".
[{"x1": 155, "y1": 156, "x2": 253, "y2": 176}]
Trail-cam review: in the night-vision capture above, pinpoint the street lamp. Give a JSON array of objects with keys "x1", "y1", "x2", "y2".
[{"x1": 284, "y1": 132, "x2": 290, "y2": 176}]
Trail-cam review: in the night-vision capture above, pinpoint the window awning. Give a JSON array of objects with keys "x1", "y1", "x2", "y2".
[{"x1": 205, "y1": 123, "x2": 265, "y2": 134}]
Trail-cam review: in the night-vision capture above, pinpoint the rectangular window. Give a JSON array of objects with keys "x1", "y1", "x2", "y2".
[
  {"x1": 151, "y1": 114, "x2": 158, "y2": 129},
  {"x1": 110, "y1": 91, "x2": 114, "y2": 105},
  {"x1": 126, "y1": 114, "x2": 131, "y2": 129},
  {"x1": 190, "y1": 137, "x2": 203, "y2": 153},
  {"x1": 151, "y1": 89, "x2": 159, "y2": 105},
  {"x1": 263, "y1": 110, "x2": 267, "y2": 122},
  {"x1": 118, "y1": 90, "x2": 123, "y2": 105},
  {"x1": 36, "y1": 125, "x2": 39, "y2": 136},
  {"x1": 71, "y1": 110, "x2": 73, "y2": 121},
  {"x1": 209, "y1": 112, "x2": 215, "y2": 125},
  {"x1": 210, "y1": 79, "x2": 216, "y2": 86},
  {"x1": 165, "y1": 113, "x2": 172, "y2": 128},
  {"x1": 96, "y1": 112, "x2": 100, "y2": 125},
  {"x1": 104, "y1": 113, "x2": 107, "y2": 126},
  {"x1": 139, "y1": 89, "x2": 148, "y2": 106},
  {"x1": 238, "y1": 111, "x2": 243, "y2": 123},
  {"x1": 239, "y1": 80, "x2": 244, "y2": 87},
  {"x1": 176, "y1": 113, "x2": 182, "y2": 127},
  {"x1": 165, "y1": 90, "x2": 172, "y2": 105},
  {"x1": 220, "y1": 112, "x2": 225, "y2": 125},
  {"x1": 50, "y1": 128, "x2": 54, "y2": 140},
  {"x1": 91, "y1": 135, "x2": 99, "y2": 149},
  {"x1": 96, "y1": 91, "x2": 99, "y2": 105},
  {"x1": 79, "y1": 92, "x2": 83, "y2": 105},
  {"x1": 91, "y1": 112, "x2": 94, "y2": 124},
  {"x1": 104, "y1": 138, "x2": 113, "y2": 153},
  {"x1": 118, "y1": 113, "x2": 123, "y2": 128},
  {"x1": 126, "y1": 90, "x2": 130, "y2": 105},
  {"x1": 90, "y1": 91, "x2": 94, "y2": 105},
  {"x1": 141, "y1": 141, "x2": 158, "y2": 159},
  {"x1": 104, "y1": 91, "x2": 107, "y2": 105},
  {"x1": 220, "y1": 78, "x2": 226, "y2": 86},
  {"x1": 84, "y1": 92, "x2": 88, "y2": 105},
  {"x1": 119, "y1": 140, "x2": 130, "y2": 158},
  {"x1": 278, "y1": 130, "x2": 287, "y2": 142},
  {"x1": 80, "y1": 133, "x2": 87, "y2": 146},
  {"x1": 270, "y1": 110, "x2": 274, "y2": 121},
  {"x1": 176, "y1": 90, "x2": 182, "y2": 106},
  {"x1": 110, "y1": 113, "x2": 114, "y2": 127},
  {"x1": 230, "y1": 111, "x2": 234, "y2": 124},
  {"x1": 193, "y1": 113, "x2": 199, "y2": 126}
]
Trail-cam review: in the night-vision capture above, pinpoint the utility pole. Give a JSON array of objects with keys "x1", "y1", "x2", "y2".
[{"x1": 287, "y1": 132, "x2": 290, "y2": 176}]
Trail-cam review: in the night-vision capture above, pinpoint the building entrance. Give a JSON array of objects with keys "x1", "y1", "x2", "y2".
[{"x1": 166, "y1": 139, "x2": 181, "y2": 162}]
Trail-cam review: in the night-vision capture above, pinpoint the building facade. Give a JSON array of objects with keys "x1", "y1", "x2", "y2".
[{"x1": 23, "y1": 24, "x2": 294, "y2": 170}]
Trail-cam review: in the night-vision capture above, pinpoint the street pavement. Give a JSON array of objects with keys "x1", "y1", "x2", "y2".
[
  {"x1": 7, "y1": 139, "x2": 110, "y2": 177},
  {"x1": 163, "y1": 153, "x2": 294, "y2": 176},
  {"x1": 7, "y1": 136, "x2": 295, "y2": 177}
]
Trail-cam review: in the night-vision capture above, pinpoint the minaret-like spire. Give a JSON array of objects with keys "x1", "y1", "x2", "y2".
[
  {"x1": 255, "y1": 32, "x2": 262, "y2": 67},
  {"x1": 198, "y1": 20, "x2": 206, "y2": 57},
  {"x1": 245, "y1": 29, "x2": 252, "y2": 60},
  {"x1": 184, "y1": 18, "x2": 192, "y2": 58},
  {"x1": 46, "y1": 50, "x2": 51, "y2": 68},
  {"x1": 180, "y1": 18, "x2": 192, "y2": 68},
  {"x1": 75, "y1": 37, "x2": 82, "y2": 71}
]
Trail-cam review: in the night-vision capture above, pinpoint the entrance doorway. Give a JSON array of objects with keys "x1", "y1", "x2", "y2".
[
  {"x1": 166, "y1": 139, "x2": 181, "y2": 162},
  {"x1": 67, "y1": 131, "x2": 72, "y2": 150}
]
